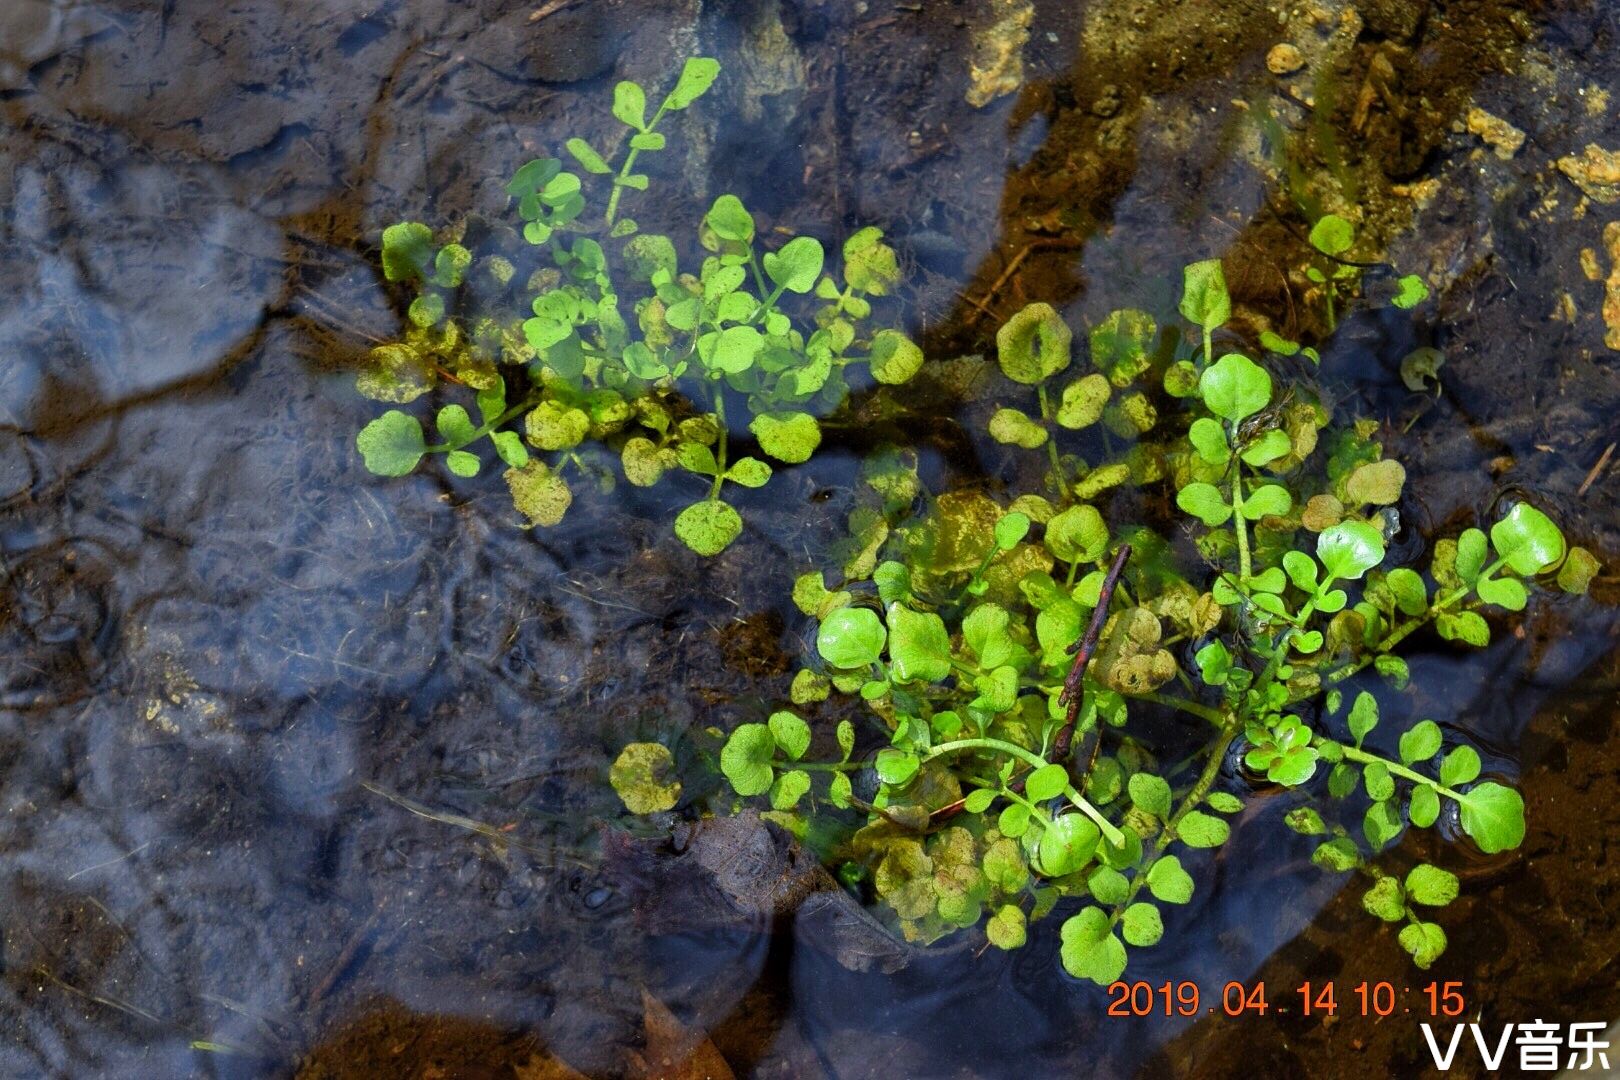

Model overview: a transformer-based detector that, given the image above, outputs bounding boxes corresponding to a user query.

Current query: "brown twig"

[1578,441,1615,497]
[1052,544,1132,761]
[963,240,1084,322]
[929,545,1132,822]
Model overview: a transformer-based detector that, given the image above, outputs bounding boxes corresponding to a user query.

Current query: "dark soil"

[1,0,1617,1078]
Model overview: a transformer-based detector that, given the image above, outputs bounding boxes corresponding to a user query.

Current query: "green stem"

[1000,785,1054,827]
[922,738,1123,845]
[1122,691,1227,727]
[1338,743,1463,802]
[604,106,669,226]
[424,396,539,453]
[1036,385,1065,501]
[797,761,866,773]
[1230,467,1252,582]
[1109,723,1241,929]
[708,388,729,499]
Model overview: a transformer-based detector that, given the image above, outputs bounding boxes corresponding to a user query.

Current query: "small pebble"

[1267,43,1304,75]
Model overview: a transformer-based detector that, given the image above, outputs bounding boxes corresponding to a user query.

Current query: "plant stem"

[1109,722,1241,929]
[1337,743,1463,802]
[709,386,728,499]
[1036,385,1065,500]
[1000,785,1053,827]
[1121,691,1227,726]
[923,738,1122,845]
[424,395,539,453]
[797,761,866,773]
[604,106,669,227]
[1230,467,1252,582]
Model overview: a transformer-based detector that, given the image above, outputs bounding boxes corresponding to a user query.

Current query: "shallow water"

[2,1,1618,1077]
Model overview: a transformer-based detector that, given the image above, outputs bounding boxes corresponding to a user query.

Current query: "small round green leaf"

[1404,864,1459,906]
[817,607,886,668]
[356,411,426,476]
[750,411,821,464]
[1198,353,1272,423]
[768,711,811,761]
[610,742,681,813]
[1317,521,1386,581]
[996,303,1072,384]
[869,329,924,384]
[720,723,776,796]
[674,499,743,556]
[1489,502,1566,576]
[1146,855,1194,904]
[1457,781,1525,853]
[1121,902,1163,947]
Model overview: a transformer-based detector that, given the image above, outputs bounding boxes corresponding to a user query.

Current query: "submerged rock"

[966,0,1034,108]
[1466,107,1526,160]
[604,811,929,973]
[1558,144,1620,203]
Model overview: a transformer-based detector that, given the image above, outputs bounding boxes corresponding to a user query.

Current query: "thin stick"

[1051,544,1132,761]
[1578,441,1615,497]
[929,545,1131,822]
[964,240,1084,322]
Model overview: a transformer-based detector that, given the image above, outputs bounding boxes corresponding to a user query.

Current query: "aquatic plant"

[353,58,920,554]
[614,258,1592,984]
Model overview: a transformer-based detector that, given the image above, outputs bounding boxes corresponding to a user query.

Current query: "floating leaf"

[768,711,811,761]
[611,743,681,813]
[1060,907,1127,984]
[1127,774,1171,819]
[1199,353,1272,423]
[1038,814,1101,877]
[987,904,1027,950]
[1457,781,1525,853]
[1345,459,1406,506]
[720,723,776,796]
[886,604,952,683]
[771,769,810,810]
[1057,373,1111,429]
[1317,521,1386,580]
[613,80,647,130]
[1409,784,1440,827]
[1179,259,1230,331]
[1176,810,1229,848]
[381,221,434,282]
[1557,546,1599,594]
[869,329,924,384]
[1348,691,1378,747]
[818,607,886,668]
[1392,274,1429,309]
[750,411,821,464]
[1399,921,1447,969]
[1121,903,1163,947]
[356,411,426,476]
[706,194,755,243]
[988,408,1048,448]
[1176,482,1232,527]
[1361,876,1405,922]
[1489,502,1566,576]
[1089,309,1156,387]
[1309,214,1354,256]
[1026,764,1071,802]
[1146,856,1194,904]
[1398,720,1443,765]
[1400,347,1445,393]
[996,303,1072,385]
[1045,504,1108,563]
[674,499,743,555]
[505,461,572,527]
[1405,864,1459,906]
[763,236,825,293]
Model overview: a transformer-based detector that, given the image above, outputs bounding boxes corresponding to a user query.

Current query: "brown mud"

[1,0,1618,1077]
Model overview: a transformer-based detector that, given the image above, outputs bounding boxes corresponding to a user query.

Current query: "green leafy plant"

[353,59,920,554]
[614,255,1589,984]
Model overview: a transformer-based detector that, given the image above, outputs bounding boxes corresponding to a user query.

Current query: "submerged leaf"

[611,743,681,813]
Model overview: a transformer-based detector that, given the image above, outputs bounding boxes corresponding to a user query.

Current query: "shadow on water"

[1,0,1618,1076]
